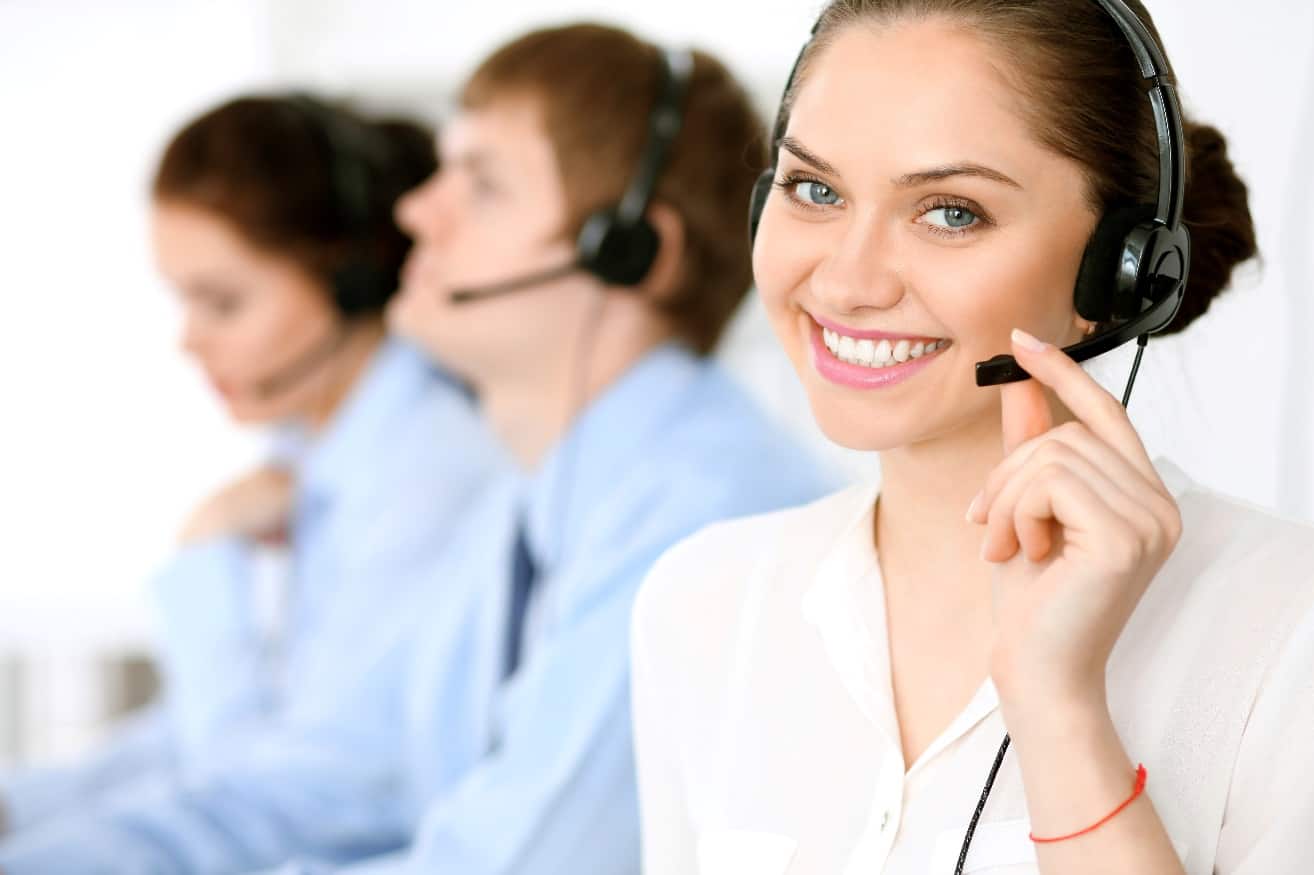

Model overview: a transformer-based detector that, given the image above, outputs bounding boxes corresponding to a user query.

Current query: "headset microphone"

[252,327,351,399]
[448,261,579,304]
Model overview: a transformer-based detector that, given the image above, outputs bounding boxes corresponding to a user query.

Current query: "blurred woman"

[0,94,501,839]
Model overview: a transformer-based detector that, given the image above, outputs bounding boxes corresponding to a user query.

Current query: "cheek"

[918,233,1081,357]
[230,286,337,379]
[752,213,814,361]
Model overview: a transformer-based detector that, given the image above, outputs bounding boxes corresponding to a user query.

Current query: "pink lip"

[809,319,948,390]
[810,312,942,343]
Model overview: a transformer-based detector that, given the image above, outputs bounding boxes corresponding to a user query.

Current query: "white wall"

[0,0,278,758]
[0,0,1311,755]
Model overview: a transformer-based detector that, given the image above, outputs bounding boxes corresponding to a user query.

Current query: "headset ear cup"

[1074,205,1156,323]
[331,260,393,317]
[577,209,660,287]
[748,169,775,244]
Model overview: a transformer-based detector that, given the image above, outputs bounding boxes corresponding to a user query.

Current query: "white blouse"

[631,461,1314,875]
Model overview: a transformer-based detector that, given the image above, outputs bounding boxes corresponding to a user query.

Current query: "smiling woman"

[631,2,1311,875]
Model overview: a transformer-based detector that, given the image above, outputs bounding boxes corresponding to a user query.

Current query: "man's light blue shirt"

[0,345,831,873]
[333,345,835,875]
[0,339,505,863]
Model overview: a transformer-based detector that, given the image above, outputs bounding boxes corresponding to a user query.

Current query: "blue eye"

[924,205,978,229]
[791,180,842,206]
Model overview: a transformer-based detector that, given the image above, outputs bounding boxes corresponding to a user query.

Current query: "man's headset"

[748,0,1191,398]
[449,48,695,304]
[254,95,400,398]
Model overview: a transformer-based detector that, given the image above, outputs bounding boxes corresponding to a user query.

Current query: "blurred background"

[0,0,1310,766]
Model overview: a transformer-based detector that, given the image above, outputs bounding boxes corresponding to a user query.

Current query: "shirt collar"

[297,338,460,505]
[520,343,703,570]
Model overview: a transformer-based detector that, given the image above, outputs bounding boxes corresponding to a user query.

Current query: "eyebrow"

[894,164,1022,190]
[779,137,839,177]
[778,136,1022,191]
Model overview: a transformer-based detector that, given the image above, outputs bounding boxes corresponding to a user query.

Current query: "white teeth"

[820,324,947,368]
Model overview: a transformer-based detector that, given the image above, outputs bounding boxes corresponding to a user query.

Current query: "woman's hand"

[967,329,1182,711]
[179,466,294,546]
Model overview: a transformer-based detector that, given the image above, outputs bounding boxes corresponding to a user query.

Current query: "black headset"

[287,94,400,318]
[749,0,1191,396]
[449,48,694,303]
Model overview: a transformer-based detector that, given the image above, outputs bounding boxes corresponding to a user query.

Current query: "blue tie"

[502,517,537,680]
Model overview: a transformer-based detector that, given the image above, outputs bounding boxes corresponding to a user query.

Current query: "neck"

[479,297,673,468]
[303,320,386,432]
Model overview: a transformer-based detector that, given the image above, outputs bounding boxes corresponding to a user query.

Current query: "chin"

[225,403,273,427]
[806,394,918,452]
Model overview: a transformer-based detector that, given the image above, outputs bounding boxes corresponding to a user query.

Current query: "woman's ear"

[637,201,687,303]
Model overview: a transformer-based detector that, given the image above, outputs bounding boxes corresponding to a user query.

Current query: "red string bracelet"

[1029,763,1148,844]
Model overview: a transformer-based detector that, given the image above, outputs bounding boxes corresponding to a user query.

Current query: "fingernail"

[966,491,983,523]
[1011,328,1049,353]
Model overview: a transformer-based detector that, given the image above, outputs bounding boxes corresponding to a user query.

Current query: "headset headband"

[618,49,694,226]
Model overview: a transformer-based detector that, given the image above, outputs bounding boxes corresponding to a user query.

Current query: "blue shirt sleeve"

[151,537,277,759]
[0,540,271,836]
[0,476,494,874]
[0,608,422,874]
[0,706,174,835]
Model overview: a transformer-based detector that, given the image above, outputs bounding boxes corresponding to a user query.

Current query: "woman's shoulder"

[1135,461,1314,686]
[1165,460,1314,581]
[633,482,875,632]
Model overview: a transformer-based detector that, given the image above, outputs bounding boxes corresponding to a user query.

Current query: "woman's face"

[389,97,602,391]
[152,201,341,425]
[754,18,1099,452]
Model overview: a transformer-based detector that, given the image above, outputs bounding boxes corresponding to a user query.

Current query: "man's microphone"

[448,261,579,304]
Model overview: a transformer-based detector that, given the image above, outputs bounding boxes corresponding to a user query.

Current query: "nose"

[395,171,451,242]
[809,210,907,314]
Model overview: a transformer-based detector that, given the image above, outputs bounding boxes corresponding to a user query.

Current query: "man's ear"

[637,201,686,303]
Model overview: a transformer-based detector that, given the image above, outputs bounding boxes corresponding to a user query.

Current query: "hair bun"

[1162,120,1258,334]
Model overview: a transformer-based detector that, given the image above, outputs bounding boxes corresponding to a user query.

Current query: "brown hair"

[787,0,1257,334]
[461,24,766,354]
[153,94,437,316]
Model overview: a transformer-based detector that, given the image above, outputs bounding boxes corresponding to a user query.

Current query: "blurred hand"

[179,466,295,546]
[967,329,1182,711]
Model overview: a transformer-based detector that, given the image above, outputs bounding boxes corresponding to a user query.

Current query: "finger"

[1000,373,1053,456]
[1012,467,1125,563]
[970,421,1171,526]
[1008,328,1161,484]
[980,442,1138,562]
